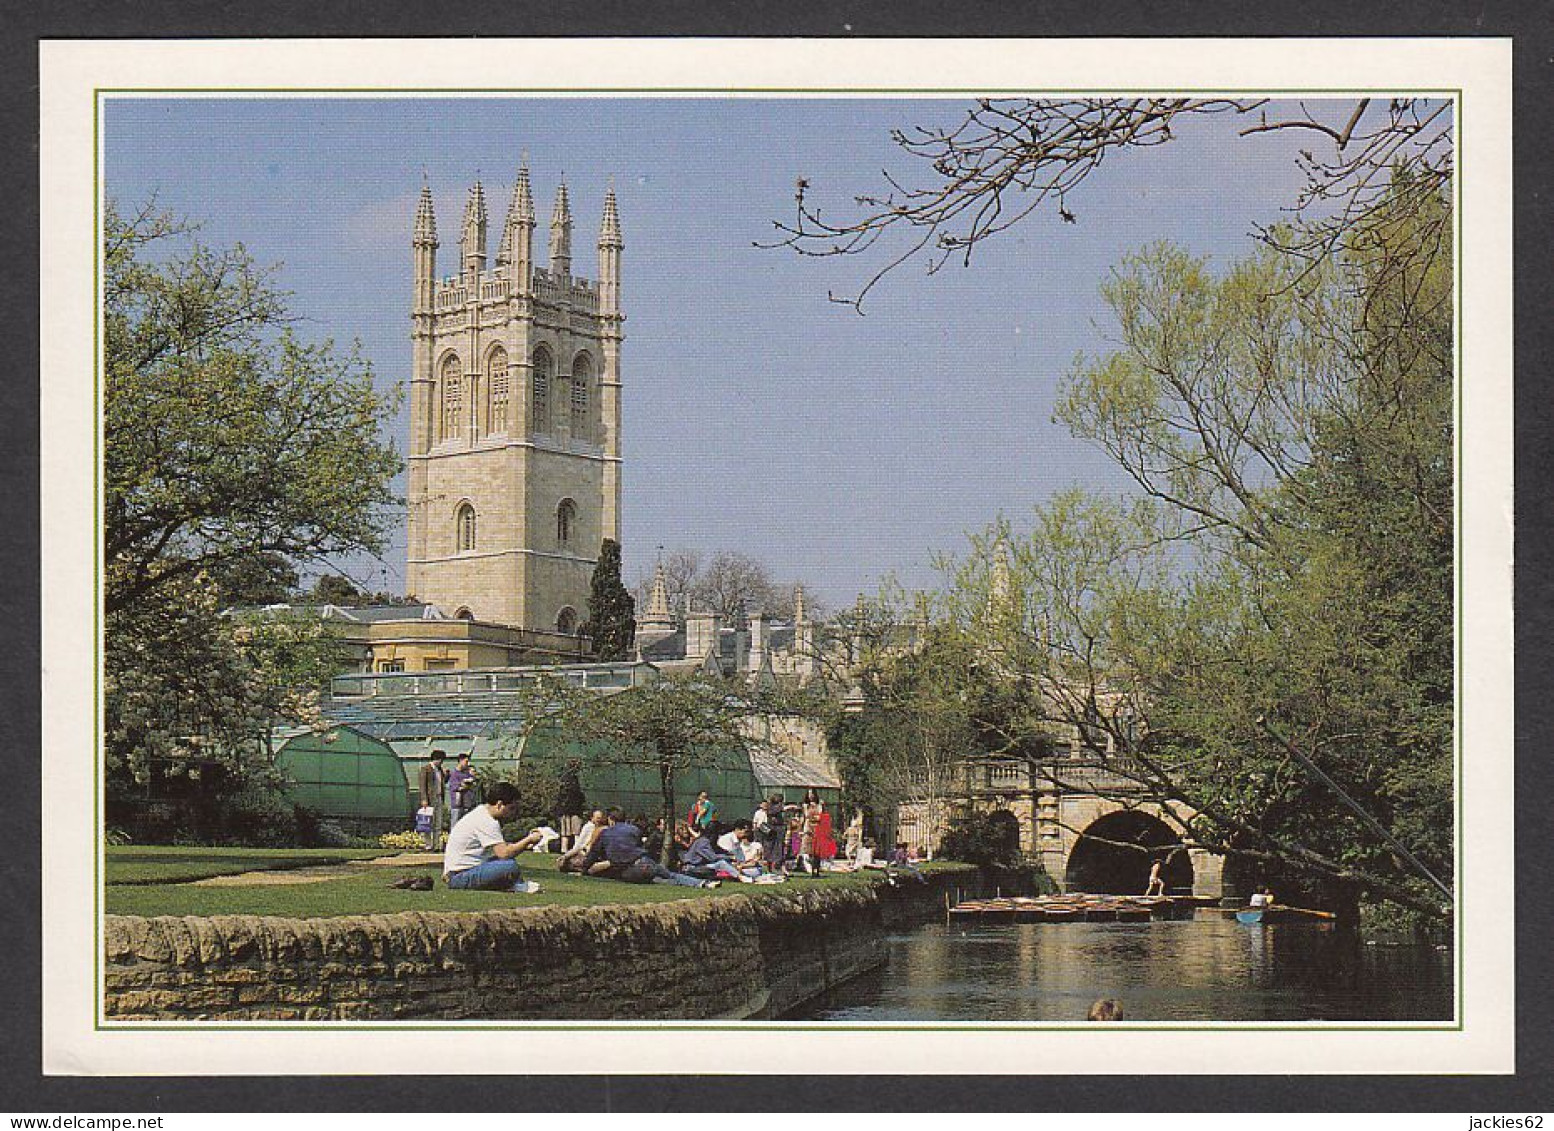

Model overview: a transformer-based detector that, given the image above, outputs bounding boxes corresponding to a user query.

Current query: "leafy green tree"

[104,199,401,619]
[208,552,299,608]
[309,573,362,607]
[582,538,636,660]
[574,671,772,864]
[936,182,1453,922]
[103,199,401,830]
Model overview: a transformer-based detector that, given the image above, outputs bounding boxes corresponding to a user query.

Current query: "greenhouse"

[272,724,414,834]
[297,661,842,828]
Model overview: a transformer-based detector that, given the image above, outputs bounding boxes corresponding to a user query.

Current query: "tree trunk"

[659,758,676,866]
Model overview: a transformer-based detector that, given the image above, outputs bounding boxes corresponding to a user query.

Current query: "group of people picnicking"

[424,750,929,896]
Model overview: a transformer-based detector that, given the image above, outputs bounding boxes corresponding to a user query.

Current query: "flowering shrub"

[379,830,446,850]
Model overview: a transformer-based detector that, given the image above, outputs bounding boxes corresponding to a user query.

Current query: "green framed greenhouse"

[272,725,414,833]
[300,661,842,830]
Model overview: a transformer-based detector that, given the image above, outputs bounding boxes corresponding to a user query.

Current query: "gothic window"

[487,346,509,435]
[440,354,463,442]
[456,502,477,552]
[532,346,553,434]
[556,606,578,634]
[556,497,576,546]
[571,353,592,441]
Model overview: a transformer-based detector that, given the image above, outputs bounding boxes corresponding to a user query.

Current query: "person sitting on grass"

[890,840,927,881]
[641,815,665,863]
[680,822,745,882]
[558,808,607,874]
[589,808,718,888]
[717,820,770,877]
[441,781,545,894]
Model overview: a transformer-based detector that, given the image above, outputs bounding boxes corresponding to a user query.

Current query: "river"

[788,918,1453,1022]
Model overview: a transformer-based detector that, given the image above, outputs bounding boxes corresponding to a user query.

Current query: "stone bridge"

[898,758,1225,899]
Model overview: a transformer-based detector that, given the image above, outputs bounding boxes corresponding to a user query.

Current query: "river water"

[789,918,1453,1022]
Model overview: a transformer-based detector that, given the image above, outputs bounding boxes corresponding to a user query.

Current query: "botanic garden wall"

[102,868,977,1021]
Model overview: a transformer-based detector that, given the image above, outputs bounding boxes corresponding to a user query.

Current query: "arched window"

[440,354,463,442]
[532,346,553,434]
[455,503,477,552]
[570,353,593,441]
[486,346,509,435]
[556,606,578,634]
[454,606,475,621]
[556,497,576,546]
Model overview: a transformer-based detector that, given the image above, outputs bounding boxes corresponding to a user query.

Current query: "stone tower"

[406,167,624,632]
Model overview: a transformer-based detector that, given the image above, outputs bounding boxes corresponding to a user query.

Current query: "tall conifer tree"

[585,538,637,660]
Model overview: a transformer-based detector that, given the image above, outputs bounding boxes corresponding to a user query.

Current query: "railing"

[329,661,657,701]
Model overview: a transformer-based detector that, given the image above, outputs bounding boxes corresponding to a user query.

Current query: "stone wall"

[103,869,976,1022]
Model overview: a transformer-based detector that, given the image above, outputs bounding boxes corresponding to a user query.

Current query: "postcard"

[39,36,1513,1074]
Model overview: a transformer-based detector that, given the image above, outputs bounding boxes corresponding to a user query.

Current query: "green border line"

[92,86,1466,1034]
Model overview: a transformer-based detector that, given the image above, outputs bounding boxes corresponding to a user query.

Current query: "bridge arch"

[1064,809,1194,895]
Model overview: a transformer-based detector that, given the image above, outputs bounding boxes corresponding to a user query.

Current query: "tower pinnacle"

[460,181,488,277]
[413,181,438,246]
[497,163,536,270]
[549,180,573,277]
[599,181,623,248]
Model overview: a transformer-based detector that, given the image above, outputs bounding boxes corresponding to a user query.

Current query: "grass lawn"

[103,848,966,919]
[105,845,397,886]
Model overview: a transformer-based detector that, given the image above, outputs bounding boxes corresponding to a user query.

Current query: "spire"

[460,180,488,277]
[794,584,807,625]
[549,179,573,276]
[988,536,1014,620]
[497,162,535,268]
[599,180,622,248]
[639,560,674,632]
[413,180,438,246]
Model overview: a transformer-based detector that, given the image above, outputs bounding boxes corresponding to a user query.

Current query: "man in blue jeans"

[442,781,545,894]
[587,809,717,888]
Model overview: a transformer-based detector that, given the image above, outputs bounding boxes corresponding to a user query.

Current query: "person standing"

[753,796,783,871]
[1145,859,1165,896]
[417,750,448,850]
[843,809,864,861]
[441,782,545,893]
[447,752,477,828]
[687,789,718,833]
[797,789,823,874]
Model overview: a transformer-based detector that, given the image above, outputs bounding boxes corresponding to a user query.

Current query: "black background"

[2,0,1549,1112]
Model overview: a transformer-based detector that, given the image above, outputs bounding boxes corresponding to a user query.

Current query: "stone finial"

[463,180,487,235]
[413,181,438,246]
[497,163,536,268]
[514,161,535,224]
[549,180,573,275]
[599,181,623,248]
[460,181,488,272]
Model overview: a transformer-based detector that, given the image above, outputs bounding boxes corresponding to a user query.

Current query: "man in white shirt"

[442,781,546,893]
[557,808,606,873]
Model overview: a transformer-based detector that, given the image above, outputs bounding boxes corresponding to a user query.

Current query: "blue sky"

[104,96,1328,607]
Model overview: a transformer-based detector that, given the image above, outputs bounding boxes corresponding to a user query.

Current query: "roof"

[746,744,842,791]
[638,630,686,661]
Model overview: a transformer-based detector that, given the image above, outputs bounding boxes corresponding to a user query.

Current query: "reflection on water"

[791,920,1453,1022]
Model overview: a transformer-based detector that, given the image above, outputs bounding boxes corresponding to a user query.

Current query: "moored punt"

[1115,905,1153,922]
[1084,905,1119,922]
